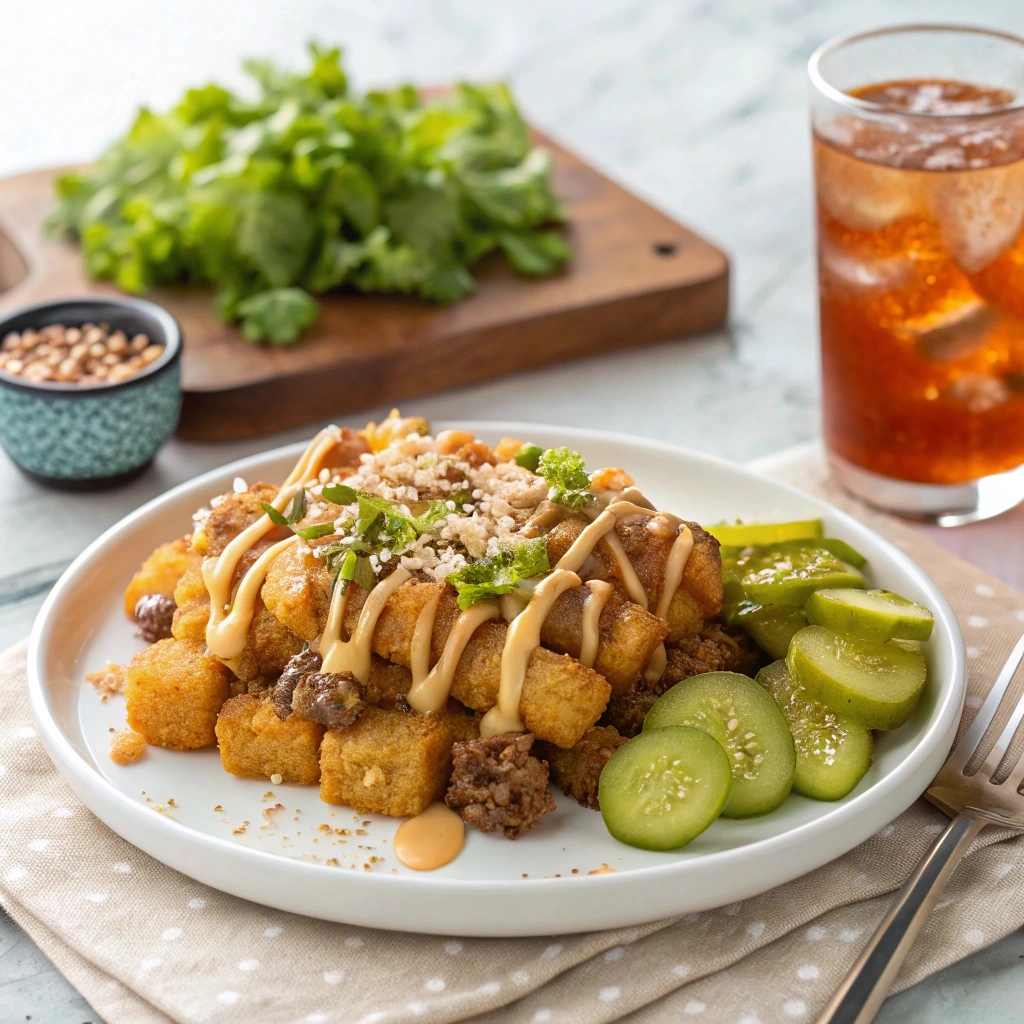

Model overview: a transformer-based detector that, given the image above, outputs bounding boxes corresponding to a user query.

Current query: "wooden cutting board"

[0,137,728,441]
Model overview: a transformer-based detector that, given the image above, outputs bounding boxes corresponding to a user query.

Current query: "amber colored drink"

[815,78,1024,486]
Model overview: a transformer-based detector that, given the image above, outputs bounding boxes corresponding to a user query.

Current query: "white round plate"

[28,423,965,937]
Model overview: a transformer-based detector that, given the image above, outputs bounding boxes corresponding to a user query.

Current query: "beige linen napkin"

[4,445,1024,1024]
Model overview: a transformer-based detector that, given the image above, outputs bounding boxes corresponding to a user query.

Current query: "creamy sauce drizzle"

[282,428,338,489]
[520,500,567,538]
[321,567,412,683]
[555,501,655,609]
[204,430,342,664]
[596,486,656,511]
[579,580,614,669]
[204,485,301,659]
[407,600,500,714]
[643,524,694,684]
[481,569,582,738]
[409,587,443,687]
[498,591,530,622]
[393,802,465,871]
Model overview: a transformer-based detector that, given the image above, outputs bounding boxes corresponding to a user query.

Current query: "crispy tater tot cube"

[125,638,231,750]
[319,705,476,817]
[261,542,331,641]
[519,653,612,749]
[171,564,210,641]
[191,483,279,556]
[216,693,324,784]
[542,587,667,696]
[666,524,723,639]
[123,537,199,617]
[365,658,414,708]
[231,606,304,683]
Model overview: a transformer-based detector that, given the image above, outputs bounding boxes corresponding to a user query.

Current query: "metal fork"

[817,631,1024,1024]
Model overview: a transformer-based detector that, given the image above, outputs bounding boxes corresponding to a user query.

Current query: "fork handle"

[816,813,985,1024]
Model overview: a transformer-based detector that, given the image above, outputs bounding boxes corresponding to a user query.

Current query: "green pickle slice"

[720,570,748,625]
[643,671,796,818]
[819,537,868,568]
[706,519,823,547]
[598,726,732,851]
[736,604,808,660]
[804,588,934,643]
[731,540,865,607]
[787,625,927,731]
[757,659,873,801]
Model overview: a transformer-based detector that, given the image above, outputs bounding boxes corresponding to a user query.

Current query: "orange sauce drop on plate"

[394,803,465,871]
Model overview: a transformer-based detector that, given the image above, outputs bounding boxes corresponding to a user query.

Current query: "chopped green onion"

[339,549,358,580]
[296,522,337,541]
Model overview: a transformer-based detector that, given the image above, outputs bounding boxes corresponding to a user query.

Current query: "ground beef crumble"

[133,594,176,642]
[273,649,323,719]
[600,689,658,738]
[537,726,627,811]
[293,672,366,729]
[653,622,759,695]
[445,734,556,839]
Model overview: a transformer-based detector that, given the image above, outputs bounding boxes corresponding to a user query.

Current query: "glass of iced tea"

[809,25,1024,524]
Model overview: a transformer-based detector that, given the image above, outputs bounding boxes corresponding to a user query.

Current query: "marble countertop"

[3,0,1024,1019]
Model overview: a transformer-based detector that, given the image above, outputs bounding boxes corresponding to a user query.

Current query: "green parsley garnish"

[514,443,544,472]
[448,538,550,610]
[47,44,569,344]
[536,447,595,510]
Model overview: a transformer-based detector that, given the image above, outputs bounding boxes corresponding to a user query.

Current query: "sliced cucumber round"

[706,519,823,547]
[736,603,808,660]
[757,659,873,801]
[804,588,934,643]
[787,625,927,731]
[644,671,796,818]
[598,726,731,851]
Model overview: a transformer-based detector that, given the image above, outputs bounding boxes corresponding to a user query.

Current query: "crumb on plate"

[109,728,146,765]
[88,662,127,702]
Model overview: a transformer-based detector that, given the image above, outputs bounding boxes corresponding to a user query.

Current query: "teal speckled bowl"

[0,297,182,489]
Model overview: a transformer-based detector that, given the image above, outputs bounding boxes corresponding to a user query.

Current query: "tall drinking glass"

[809,26,1024,524]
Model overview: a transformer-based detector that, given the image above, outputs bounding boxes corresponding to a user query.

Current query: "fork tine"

[1000,756,1024,796]
[946,631,1024,774]
[979,688,1024,781]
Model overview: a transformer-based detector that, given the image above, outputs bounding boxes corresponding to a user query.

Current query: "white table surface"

[4,0,1024,1020]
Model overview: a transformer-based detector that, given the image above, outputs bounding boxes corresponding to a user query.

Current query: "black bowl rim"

[0,296,181,396]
